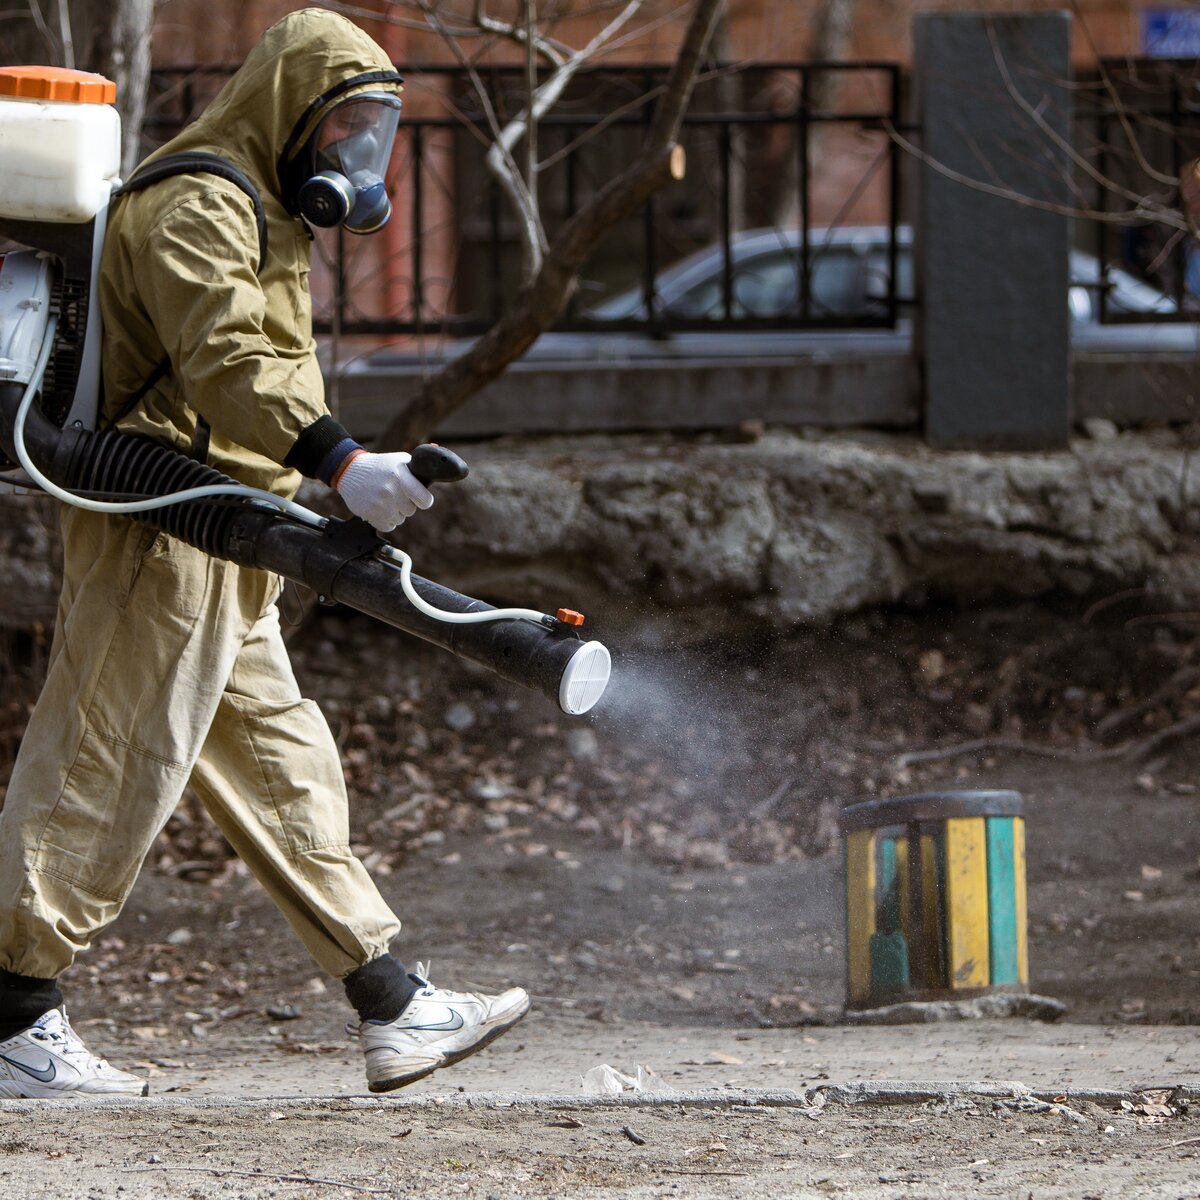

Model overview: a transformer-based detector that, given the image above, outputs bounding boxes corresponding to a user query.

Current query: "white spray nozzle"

[559,640,611,716]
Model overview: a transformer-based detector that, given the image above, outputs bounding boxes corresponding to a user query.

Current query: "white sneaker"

[348,966,530,1093]
[0,1008,148,1098]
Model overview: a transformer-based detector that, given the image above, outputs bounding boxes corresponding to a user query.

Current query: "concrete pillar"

[915,13,1073,449]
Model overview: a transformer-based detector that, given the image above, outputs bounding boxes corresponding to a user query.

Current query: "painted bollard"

[839,791,1027,1009]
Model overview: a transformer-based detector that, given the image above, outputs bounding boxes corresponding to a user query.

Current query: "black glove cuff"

[285,414,362,483]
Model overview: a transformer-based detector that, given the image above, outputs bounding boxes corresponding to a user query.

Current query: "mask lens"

[314,98,400,181]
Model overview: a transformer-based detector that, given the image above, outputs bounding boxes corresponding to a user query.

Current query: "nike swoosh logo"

[402,1010,465,1032]
[0,1053,57,1083]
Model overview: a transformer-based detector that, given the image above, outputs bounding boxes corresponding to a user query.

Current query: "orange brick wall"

[151,1,1160,71]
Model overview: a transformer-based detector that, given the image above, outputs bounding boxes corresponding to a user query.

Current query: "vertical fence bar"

[489,173,502,325]
[642,68,660,329]
[565,122,578,320]
[1171,70,1185,312]
[798,65,811,321]
[411,123,424,328]
[719,117,734,319]
[1096,100,1109,325]
[887,65,901,326]
[335,226,347,346]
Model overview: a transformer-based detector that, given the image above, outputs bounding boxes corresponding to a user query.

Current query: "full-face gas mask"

[295,94,401,235]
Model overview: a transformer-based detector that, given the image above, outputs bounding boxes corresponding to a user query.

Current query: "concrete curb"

[842,994,1068,1025]
[3,1080,1195,1114]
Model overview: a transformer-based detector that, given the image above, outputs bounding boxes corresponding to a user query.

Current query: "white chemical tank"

[0,67,120,223]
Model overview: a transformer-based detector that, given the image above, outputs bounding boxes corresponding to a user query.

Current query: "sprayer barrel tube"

[0,382,610,715]
[239,515,589,706]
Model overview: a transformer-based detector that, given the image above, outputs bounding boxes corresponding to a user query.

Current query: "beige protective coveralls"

[0,9,404,981]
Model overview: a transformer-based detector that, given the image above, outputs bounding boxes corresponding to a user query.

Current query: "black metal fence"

[145,61,905,339]
[1077,57,1200,323]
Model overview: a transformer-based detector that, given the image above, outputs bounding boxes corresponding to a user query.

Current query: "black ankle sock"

[343,954,419,1024]
[0,969,63,1041]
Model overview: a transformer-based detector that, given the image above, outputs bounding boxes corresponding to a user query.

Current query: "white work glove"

[334,450,434,532]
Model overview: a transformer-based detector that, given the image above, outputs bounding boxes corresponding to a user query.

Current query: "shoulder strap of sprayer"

[104,152,268,463]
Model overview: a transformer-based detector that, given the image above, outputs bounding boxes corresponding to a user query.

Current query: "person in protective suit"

[0,8,528,1099]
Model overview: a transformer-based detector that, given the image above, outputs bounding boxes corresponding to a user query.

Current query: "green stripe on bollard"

[871,836,909,995]
[877,837,900,932]
[986,816,1020,984]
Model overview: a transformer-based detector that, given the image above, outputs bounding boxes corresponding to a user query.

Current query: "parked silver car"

[588,225,1199,352]
[350,224,1200,371]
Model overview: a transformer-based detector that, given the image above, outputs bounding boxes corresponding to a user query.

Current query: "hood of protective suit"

[99,8,402,496]
[144,7,403,208]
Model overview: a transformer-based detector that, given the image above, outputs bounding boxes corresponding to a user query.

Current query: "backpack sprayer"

[0,67,610,716]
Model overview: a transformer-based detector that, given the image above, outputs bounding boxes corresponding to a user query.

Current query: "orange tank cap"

[0,67,116,105]
[556,608,586,627]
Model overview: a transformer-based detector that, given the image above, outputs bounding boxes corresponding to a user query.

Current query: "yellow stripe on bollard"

[944,818,990,988]
[845,829,876,1004]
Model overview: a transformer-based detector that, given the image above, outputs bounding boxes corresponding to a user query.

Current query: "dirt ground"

[4,1090,1200,1199]
[3,602,1200,1196]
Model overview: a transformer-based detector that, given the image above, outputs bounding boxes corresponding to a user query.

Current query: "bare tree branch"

[984,19,1177,220]
[415,0,544,276]
[470,0,647,280]
[23,0,56,60]
[490,0,647,278]
[1068,0,1177,190]
[537,60,740,171]
[886,118,1189,233]
[473,0,569,66]
[54,0,72,67]
[318,0,490,40]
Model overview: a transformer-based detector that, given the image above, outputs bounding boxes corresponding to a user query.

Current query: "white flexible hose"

[14,315,326,529]
[14,316,550,627]
[378,544,548,625]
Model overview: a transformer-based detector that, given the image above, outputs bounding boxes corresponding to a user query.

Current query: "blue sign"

[1144,8,1200,57]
